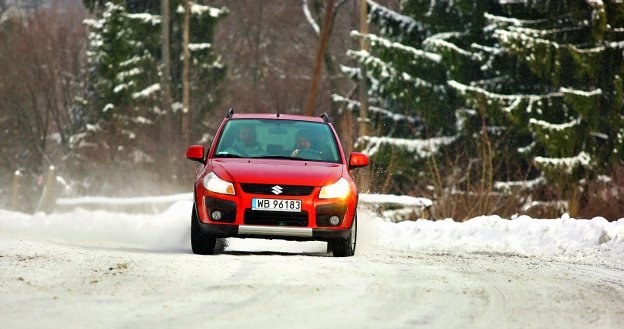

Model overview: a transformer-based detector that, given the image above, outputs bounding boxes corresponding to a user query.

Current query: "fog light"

[211,210,222,220]
[329,215,340,226]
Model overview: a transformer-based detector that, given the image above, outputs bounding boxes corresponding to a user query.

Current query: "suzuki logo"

[271,185,283,195]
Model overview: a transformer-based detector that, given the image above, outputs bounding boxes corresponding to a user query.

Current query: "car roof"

[229,113,326,123]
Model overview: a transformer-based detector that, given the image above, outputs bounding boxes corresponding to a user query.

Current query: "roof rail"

[320,112,330,123]
[226,107,234,118]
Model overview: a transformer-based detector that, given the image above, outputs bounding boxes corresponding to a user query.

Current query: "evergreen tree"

[77,0,227,179]
[450,0,624,208]
[336,0,500,196]
[340,0,624,214]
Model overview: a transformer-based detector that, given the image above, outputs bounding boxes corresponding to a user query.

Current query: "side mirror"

[349,152,369,169]
[186,145,205,163]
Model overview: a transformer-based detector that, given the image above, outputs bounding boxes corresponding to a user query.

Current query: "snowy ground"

[1,200,624,328]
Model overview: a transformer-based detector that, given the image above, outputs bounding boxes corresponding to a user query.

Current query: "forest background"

[1,0,623,221]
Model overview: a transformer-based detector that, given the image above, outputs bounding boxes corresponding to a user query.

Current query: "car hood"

[210,159,344,187]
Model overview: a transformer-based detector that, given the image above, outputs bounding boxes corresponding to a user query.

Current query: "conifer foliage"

[340,0,624,215]
[79,0,227,169]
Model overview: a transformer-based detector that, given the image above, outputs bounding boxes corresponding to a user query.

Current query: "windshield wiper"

[252,155,294,160]
[250,155,327,162]
[214,153,243,158]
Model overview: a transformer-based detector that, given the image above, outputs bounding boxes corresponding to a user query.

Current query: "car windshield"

[213,119,341,163]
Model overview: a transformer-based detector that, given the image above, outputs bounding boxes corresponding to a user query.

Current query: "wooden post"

[356,0,371,193]
[181,0,191,145]
[10,170,21,211]
[36,166,57,213]
[160,0,173,149]
[358,0,369,137]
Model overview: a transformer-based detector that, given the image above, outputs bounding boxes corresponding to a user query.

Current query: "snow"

[0,196,623,263]
[302,0,320,36]
[176,3,228,18]
[423,32,482,61]
[131,83,161,99]
[331,94,419,123]
[367,0,425,35]
[494,176,545,192]
[2,195,624,328]
[561,87,603,97]
[377,214,624,260]
[348,49,439,90]
[484,12,546,27]
[360,193,432,208]
[188,43,212,51]
[449,79,563,101]
[125,13,161,25]
[534,151,592,173]
[529,117,581,131]
[357,135,457,158]
[352,31,442,63]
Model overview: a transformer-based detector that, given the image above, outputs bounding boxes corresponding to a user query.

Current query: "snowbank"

[1,200,622,264]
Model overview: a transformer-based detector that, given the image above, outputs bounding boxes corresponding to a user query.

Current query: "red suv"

[185,110,369,257]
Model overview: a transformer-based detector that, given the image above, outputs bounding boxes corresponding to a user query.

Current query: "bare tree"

[304,0,335,116]
[0,1,87,210]
[209,0,353,120]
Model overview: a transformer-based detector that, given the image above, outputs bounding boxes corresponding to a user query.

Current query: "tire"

[330,212,357,257]
[191,204,217,255]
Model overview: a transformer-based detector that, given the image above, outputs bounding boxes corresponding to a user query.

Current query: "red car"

[185,110,369,257]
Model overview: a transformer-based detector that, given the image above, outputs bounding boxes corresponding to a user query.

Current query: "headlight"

[203,172,235,195]
[319,178,350,199]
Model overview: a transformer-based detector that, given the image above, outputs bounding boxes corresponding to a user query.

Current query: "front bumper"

[195,221,351,241]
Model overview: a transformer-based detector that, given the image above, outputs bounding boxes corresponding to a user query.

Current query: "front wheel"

[330,212,357,257]
[191,204,217,255]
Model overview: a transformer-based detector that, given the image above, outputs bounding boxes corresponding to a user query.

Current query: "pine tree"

[336,0,498,195]
[339,0,624,215]
[77,0,227,172]
[451,0,624,209]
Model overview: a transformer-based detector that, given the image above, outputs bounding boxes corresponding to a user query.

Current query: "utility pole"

[182,0,191,145]
[358,0,369,137]
[304,0,335,116]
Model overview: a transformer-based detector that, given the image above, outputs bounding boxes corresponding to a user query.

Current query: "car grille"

[240,184,314,196]
[243,209,308,227]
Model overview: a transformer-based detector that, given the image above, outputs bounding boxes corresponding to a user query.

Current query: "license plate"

[252,198,302,212]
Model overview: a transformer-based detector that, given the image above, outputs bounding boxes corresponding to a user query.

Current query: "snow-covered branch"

[484,12,548,27]
[529,118,581,131]
[424,32,483,61]
[449,80,563,101]
[494,176,546,192]
[132,83,161,99]
[348,49,436,89]
[351,31,442,63]
[367,0,425,35]
[495,29,606,54]
[176,2,228,17]
[357,135,457,158]
[125,13,161,25]
[331,94,419,123]
[302,0,319,36]
[534,152,592,173]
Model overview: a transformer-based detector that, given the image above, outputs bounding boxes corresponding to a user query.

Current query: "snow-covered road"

[1,201,624,328]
